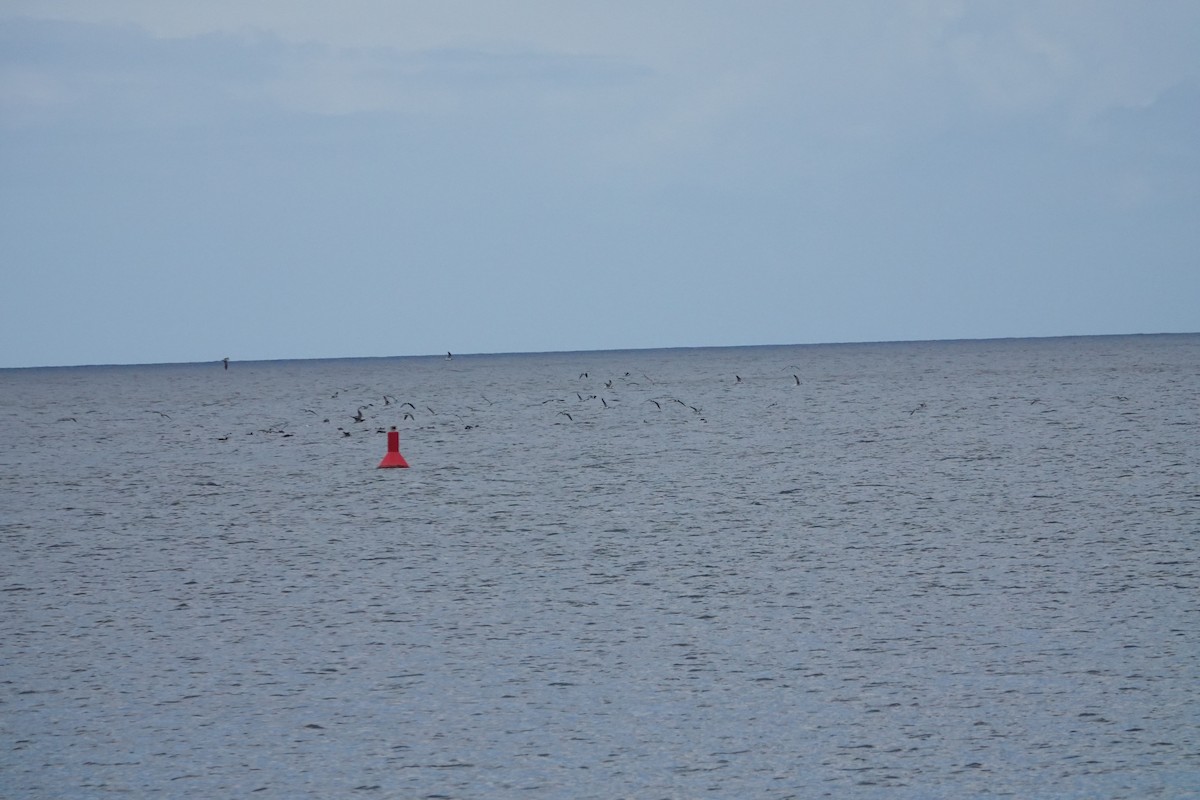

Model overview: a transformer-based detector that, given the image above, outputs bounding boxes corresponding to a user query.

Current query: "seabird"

[352,408,366,423]
[558,411,573,421]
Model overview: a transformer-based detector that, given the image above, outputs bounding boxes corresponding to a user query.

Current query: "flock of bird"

[195,362,830,444]
[71,359,962,444]
[47,355,1128,449]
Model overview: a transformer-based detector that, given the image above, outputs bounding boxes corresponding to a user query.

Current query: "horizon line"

[3,330,1196,371]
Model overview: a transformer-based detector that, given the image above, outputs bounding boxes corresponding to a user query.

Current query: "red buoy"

[378,427,409,468]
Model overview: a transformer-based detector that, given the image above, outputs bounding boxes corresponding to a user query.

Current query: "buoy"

[377,426,409,468]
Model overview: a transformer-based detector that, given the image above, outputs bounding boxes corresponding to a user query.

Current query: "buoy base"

[378,452,409,469]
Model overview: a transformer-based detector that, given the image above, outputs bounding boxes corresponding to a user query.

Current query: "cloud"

[0,16,651,128]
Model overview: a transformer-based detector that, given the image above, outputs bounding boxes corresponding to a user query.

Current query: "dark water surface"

[2,335,1198,798]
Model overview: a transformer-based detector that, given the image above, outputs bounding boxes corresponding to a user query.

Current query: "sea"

[2,334,1197,799]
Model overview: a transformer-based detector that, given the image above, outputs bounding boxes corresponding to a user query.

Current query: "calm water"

[2,335,1198,799]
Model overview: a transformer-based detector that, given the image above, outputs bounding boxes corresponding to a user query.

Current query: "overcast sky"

[2,1,1197,367]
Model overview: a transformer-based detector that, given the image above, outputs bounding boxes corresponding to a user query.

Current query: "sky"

[2,1,1198,368]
